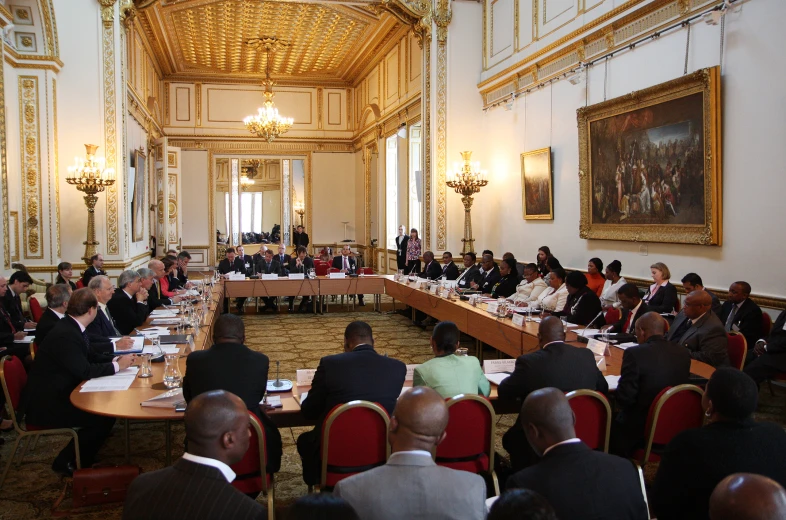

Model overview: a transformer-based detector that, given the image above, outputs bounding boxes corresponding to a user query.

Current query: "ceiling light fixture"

[243,36,294,143]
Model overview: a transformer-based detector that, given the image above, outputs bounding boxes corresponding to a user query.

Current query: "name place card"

[483,359,516,374]
[512,313,525,326]
[328,272,346,279]
[405,364,420,381]
[261,274,278,280]
[429,284,438,294]
[288,273,305,280]
[486,301,500,315]
[587,338,610,357]
[296,369,316,386]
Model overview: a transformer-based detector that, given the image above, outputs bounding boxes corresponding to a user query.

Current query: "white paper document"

[405,364,420,381]
[142,344,180,355]
[149,310,178,317]
[605,375,621,391]
[150,318,181,325]
[79,367,139,392]
[13,336,35,344]
[614,342,639,350]
[112,336,144,353]
[486,373,510,386]
[136,327,170,336]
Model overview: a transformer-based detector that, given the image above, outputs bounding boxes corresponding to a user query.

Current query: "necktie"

[725,305,738,332]
[1,307,16,333]
[266,262,271,273]
[672,318,692,341]
[82,329,91,352]
[344,257,348,271]
[104,307,121,336]
[623,311,634,334]
[156,281,161,298]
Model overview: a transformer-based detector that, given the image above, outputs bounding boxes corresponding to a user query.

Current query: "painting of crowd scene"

[589,92,705,226]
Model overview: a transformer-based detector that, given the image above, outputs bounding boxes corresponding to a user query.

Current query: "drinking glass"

[455,347,469,356]
[163,353,182,389]
[561,316,568,332]
[149,334,163,360]
[137,354,153,378]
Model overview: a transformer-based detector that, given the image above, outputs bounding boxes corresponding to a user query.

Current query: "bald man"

[333,387,487,520]
[667,290,730,367]
[507,388,648,520]
[709,473,786,520]
[123,390,266,520]
[611,312,691,456]
[498,317,608,471]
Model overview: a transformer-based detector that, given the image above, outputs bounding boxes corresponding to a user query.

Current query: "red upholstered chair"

[319,401,390,491]
[230,412,275,520]
[633,384,704,468]
[28,298,43,322]
[436,394,499,496]
[727,332,747,370]
[315,263,329,277]
[359,267,373,275]
[0,355,81,489]
[566,389,612,453]
[604,308,621,326]
[76,279,85,289]
[762,313,773,338]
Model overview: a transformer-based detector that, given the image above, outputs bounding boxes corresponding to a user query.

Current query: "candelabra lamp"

[294,199,305,226]
[445,151,488,255]
[65,144,116,264]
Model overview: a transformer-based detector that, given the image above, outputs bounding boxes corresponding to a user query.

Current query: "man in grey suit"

[667,290,730,367]
[333,387,487,520]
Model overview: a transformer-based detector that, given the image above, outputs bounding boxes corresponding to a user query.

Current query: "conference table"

[70,275,716,460]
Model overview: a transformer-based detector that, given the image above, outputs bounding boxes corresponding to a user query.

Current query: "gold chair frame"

[727,331,747,370]
[639,384,704,467]
[247,411,276,520]
[566,389,612,453]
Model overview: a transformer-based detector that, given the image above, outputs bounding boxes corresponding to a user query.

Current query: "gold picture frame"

[577,66,722,245]
[521,147,553,220]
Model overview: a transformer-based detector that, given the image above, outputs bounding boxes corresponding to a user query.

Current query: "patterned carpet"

[1,302,783,518]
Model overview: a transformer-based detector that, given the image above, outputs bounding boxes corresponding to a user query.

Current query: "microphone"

[579,311,606,338]
[408,263,418,275]
[273,361,283,388]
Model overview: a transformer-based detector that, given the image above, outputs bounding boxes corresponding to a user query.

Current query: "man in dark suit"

[123,390,266,520]
[23,288,134,475]
[498,316,608,471]
[667,290,729,367]
[681,273,722,317]
[253,249,283,312]
[293,225,309,249]
[139,266,167,311]
[440,252,460,281]
[418,251,442,281]
[182,315,282,474]
[395,225,408,271]
[507,388,649,520]
[3,270,36,331]
[720,281,763,364]
[81,253,106,287]
[745,309,786,385]
[218,248,248,314]
[604,283,650,337]
[86,275,135,356]
[297,321,406,486]
[34,284,70,346]
[332,244,365,306]
[106,270,150,335]
[176,250,192,287]
[611,312,690,456]
[274,243,291,269]
[475,253,500,294]
[0,275,33,362]
[288,246,315,313]
[456,252,482,290]
[235,246,254,276]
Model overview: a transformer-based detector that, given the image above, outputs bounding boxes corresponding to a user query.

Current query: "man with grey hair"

[148,259,181,306]
[87,275,134,354]
[107,270,149,335]
[34,284,71,345]
[138,267,166,310]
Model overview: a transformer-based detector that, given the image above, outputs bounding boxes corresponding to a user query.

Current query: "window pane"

[253,193,263,233]
[241,192,253,233]
[386,136,398,250]
[409,123,423,235]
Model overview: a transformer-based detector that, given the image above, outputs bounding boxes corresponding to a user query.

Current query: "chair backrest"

[0,355,27,427]
[359,267,373,275]
[762,313,773,338]
[315,264,329,277]
[641,384,704,463]
[28,297,43,322]
[328,267,340,274]
[604,308,621,326]
[76,279,85,289]
[727,332,747,370]
[675,297,682,313]
[29,342,38,360]
[321,401,390,488]
[566,390,612,453]
[436,395,495,473]
[230,411,269,496]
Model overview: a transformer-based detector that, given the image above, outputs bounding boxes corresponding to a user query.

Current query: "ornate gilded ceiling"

[137,0,404,85]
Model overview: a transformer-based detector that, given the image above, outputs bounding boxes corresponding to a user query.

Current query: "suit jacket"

[490,273,521,299]
[292,231,310,248]
[182,342,282,473]
[33,308,63,346]
[176,266,188,286]
[750,309,786,371]
[643,281,678,314]
[331,255,358,274]
[412,354,490,398]
[333,453,487,520]
[81,265,106,287]
[85,306,120,355]
[507,442,649,520]
[615,335,691,434]
[2,289,27,331]
[610,302,651,334]
[123,458,266,520]
[441,262,460,281]
[479,266,501,294]
[274,253,291,268]
[23,316,115,426]
[456,264,482,290]
[237,255,254,276]
[146,280,171,311]
[667,311,729,367]
[301,344,406,422]
[395,235,409,269]
[653,419,786,520]
[420,260,443,281]
[720,298,763,350]
[706,289,722,317]
[254,257,283,276]
[0,306,18,348]
[288,256,314,274]
[217,257,247,275]
[107,289,148,335]
[553,286,604,326]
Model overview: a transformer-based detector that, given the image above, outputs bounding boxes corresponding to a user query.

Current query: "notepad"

[112,336,144,354]
[79,367,139,392]
[261,395,283,408]
[486,373,510,386]
[13,336,34,344]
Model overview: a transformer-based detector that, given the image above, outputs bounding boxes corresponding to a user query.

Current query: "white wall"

[311,152,356,243]
[447,0,786,299]
[180,150,209,246]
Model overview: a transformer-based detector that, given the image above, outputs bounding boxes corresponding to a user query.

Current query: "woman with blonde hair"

[643,262,678,314]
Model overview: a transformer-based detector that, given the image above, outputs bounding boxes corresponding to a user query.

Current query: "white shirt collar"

[8,287,16,297]
[51,308,65,319]
[181,453,236,483]
[69,315,87,333]
[691,311,708,325]
[630,299,643,316]
[122,289,135,299]
[389,450,432,461]
[543,438,582,456]
[542,340,563,349]
[98,301,107,311]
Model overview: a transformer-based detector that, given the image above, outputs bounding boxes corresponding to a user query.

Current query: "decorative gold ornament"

[243,37,294,143]
[294,199,305,226]
[446,152,488,255]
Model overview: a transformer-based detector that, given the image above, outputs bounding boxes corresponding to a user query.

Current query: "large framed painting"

[577,67,722,245]
[132,149,146,242]
[521,147,553,220]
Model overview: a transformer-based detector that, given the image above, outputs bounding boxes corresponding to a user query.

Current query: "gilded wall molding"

[127,89,162,138]
[39,0,59,57]
[422,32,432,250]
[53,78,60,258]
[101,0,120,255]
[434,0,450,251]
[364,142,378,248]
[0,39,8,269]
[19,76,42,259]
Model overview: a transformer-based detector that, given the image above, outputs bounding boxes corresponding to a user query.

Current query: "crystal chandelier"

[240,173,255,191]
[244,37,293,143]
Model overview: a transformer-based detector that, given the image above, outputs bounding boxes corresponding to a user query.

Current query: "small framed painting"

[521,147,553,220]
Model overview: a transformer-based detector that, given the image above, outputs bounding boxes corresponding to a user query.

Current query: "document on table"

[486,373,511,386]
[79,367,139,392]
[149,310,178,318]
[112,336,144,354]
[13,336,35,344]
[614,342,638,350]
[261,395,283,408]
[142,344,180,355]
[136,327,171,336]
[605,375,621,391]
[294,391,308,405]
[150,318,182,325]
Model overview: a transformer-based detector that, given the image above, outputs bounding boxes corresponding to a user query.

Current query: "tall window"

[228,192,264,238]
[386,135,398,250]
[408,122,423,235]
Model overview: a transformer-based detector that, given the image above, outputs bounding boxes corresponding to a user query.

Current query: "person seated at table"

[34,284,70,346]
[487,489,558,520]
[472,253,500,294]
[182,314,282,475]
[744,308,786,385]
[0,275,34,365]
[506,388,649,520]
[520,268,567,314]
[123,390,267,520]
[3,270,37,331]
[273,243,291,268]
[253,249,283,312]
[490,258,521,299]
[440,251,460,280]
[81,253,106,287]
[317,247,332,264]
[652,368,786,520]
[332,244,365,306]
[550,271,603,326]
[667,290,730,367]
[159,256,185,299]
[23,288,135,476]
[333,386,487,520]
[175,250,192,287]
[288,494,359,520]
[479,249,495,275]
[218,248,247,314]
[542,256,563,286]
[297,321,406,486]
[536,246,551,279]
[642,262,678,314]
[107,270,149,335]
[86,275,134,356]
[709,473,786,520]
[456,252,482,290]
[288,246,315,313]
[720,281,763,364]
[600,260,626,310]
[611,312,690,457]
[419,250,442,281]
[413,321,490,398]
[585,258,606,297]
[55,261,77,291]
[140,265,167,311]
[603,283,649,336]
[498,317,608,472]
[509,263,548,305]
[681,273,721,317]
